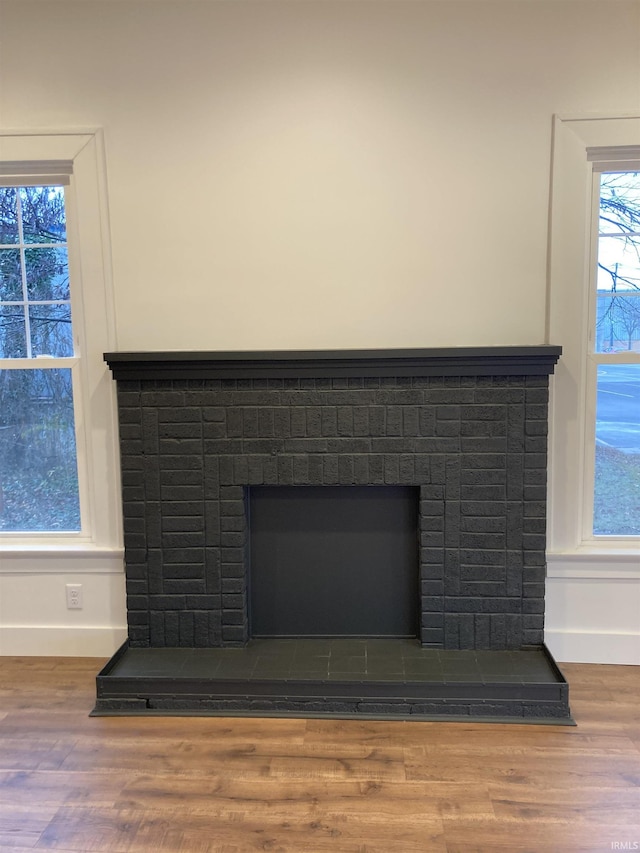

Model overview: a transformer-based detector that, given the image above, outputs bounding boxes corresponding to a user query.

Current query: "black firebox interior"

[249,485,419,639]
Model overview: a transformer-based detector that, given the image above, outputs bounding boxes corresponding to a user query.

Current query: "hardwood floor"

[0,657,638,852]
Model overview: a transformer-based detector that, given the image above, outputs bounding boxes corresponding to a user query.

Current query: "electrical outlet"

[66,583,83,610]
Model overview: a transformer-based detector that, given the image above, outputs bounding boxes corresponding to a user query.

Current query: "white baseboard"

[545,629,640,665]
[0,626,128,657]
[2,626,637,665]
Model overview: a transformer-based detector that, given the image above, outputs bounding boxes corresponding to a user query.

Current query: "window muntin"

[0,184,81,533]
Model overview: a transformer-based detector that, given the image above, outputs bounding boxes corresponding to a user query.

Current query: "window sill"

[547,549,640,579]
[0,545,124,573]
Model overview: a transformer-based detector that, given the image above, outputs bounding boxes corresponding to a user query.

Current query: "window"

[0,131,122,573]
[548,116,640,559]
[590,171,640,537]
[0,183,82,532]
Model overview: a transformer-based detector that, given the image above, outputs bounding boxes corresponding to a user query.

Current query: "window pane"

[599,173,640,233]
[0,306,26,357]
[596,172,640,354]
[593,364,640,535]
[0,189,19,244]
[0,248,23,301]
[20,186,66,244]
[0,368,80,532]
[29,303,73,357]
[25,247,69,301]
[595,290,640,353]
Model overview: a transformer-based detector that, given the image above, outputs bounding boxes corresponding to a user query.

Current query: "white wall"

[0,0,639,660]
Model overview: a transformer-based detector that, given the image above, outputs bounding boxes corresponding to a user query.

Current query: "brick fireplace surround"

[96,346,571,721]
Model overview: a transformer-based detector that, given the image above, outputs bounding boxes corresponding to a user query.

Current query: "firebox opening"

[248,485,419,639]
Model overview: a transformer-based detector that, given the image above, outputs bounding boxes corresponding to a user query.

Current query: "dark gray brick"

[523,550,545,567]
[353,455,369,484]
[159,454,204,470]
[308,454,324,484]
[353,406,370,436]
[158,422,202,440]
[242,408,259,437]
[460,436,506,453]
[290,408,306,437]
[293,455,309,484]
[385,407,402,436]
[419,406,436,435]
[421,562,444,579]
[444,615,460,649]
[384,455,399,483]
[421,613,444,629]
[337,407,353,436]
[273,408,291,438]
[490,615,506,648]
[222,609,245,626]
[474,614,491,649]
[460,532,506,550]
[221,562,245,579]
[459,581,505,597]
[220,499,244,517]
[147,594,186,610]
[284,439,329,453]
[523,580,545,598]
[460,548,506,566]
[369,406,386,436]
[459,564,504,582]
[201,406,225,422]
[141,391,184,407]
[160,469,203,486]
[461,515,505,533]
[161,532,206,548]
[461,419,507,437]
[306,407,322,437]
[461,501,505,517]
[164,579,206,595]
[162,611,180,645]
[418,631,444,648]
[420,530,444,548]
[339,455,355,483]
[160,485,203,502]
[461,484,506,502]
[447,597,521,614]
[323,455,339,484]
[159,438,202,456]
[436,420,461,438]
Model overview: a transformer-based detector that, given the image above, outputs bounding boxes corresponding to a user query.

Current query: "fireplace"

[104,346,562,653]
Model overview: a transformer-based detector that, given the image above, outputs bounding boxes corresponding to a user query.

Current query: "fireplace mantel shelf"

[104,345,562,381]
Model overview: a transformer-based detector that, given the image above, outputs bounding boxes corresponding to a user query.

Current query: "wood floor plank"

[0,656,637,852]
[35,806,446,852]
[443,818,640,853]
[117,776,493,819]
[489,786,640,824]
[0,805,60,850]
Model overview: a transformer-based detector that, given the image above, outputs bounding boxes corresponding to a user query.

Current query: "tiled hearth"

[94,346,571,722]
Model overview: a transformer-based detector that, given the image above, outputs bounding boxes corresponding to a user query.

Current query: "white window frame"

[0,130,123,573]
[548,114,640,579]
